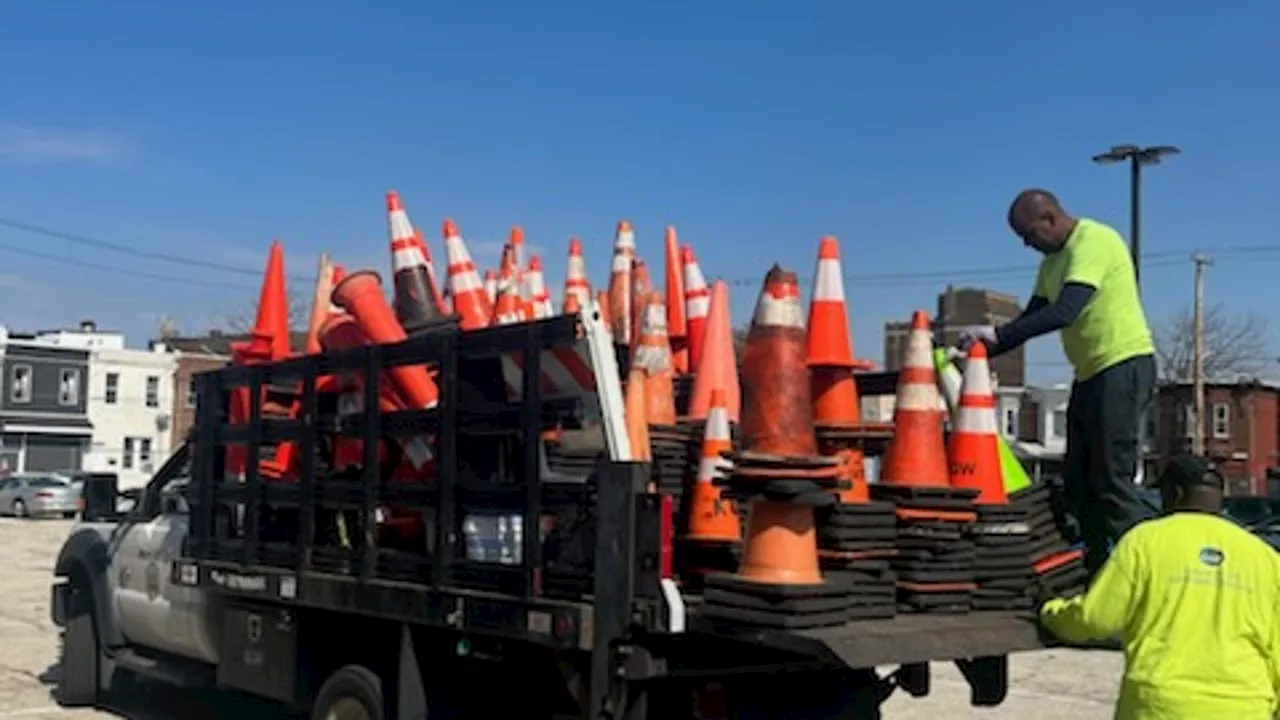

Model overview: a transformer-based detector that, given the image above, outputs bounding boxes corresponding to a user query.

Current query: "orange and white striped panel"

[499,338,598,402]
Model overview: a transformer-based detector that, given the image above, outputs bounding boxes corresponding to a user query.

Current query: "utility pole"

[1091,144,1182,288]
[1191,253,1212,456]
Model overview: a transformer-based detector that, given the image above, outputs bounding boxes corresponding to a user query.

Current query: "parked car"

[0,474,80,518]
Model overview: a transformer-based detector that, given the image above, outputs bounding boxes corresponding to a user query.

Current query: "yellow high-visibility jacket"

[1040,512,1279,720]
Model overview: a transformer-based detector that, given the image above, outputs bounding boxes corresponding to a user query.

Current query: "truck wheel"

[12,499,27,518]
[312,665,383,720]
[56,580,99,706]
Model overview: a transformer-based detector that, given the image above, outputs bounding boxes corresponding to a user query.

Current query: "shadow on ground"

[39,661,298,720]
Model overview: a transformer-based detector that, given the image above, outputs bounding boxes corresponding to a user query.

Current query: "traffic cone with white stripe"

[483,270,498,307]
[442,219,493,331]
[681,245,711,374]
[684,387,741,543]
[607,221,636,347]
[664,226,689,374]
[526,255,555,318]
[934,348,1032,495]
[413,227,449,316]
[806,236,867,503]
[492,245,525,326]
[947,342,1007,504]
[879,311,949,489]
[634,292,676,425]
[563,237,591,312]
[387,191,450,334]
[509,226,527,277]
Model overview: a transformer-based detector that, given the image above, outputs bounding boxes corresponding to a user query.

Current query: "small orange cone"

[633,292,676,425]
[607,221,636,346]
[879,311,949,489]
[948,343,1007,504]
[682,245,711,373]
[685,281,740,423]
[442,219,493,331]
[563,237,591,312]
[685,388,741,543]
[331,270,440,412]
[664,227,689,374]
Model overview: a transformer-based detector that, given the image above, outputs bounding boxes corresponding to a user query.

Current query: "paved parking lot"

[0,518,1122,718]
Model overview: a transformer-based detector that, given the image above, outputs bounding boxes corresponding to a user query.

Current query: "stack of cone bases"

[1010,484,1089,600]
[700,265,852,631]
[869,310,980,615]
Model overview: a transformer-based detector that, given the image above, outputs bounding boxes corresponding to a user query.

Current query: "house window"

[58,368,80,406]
[9,364,32,403]
[1051,408,1067,439]
[1212,403,1231,439]
[104,372,119,405]
[186,376,198,408]
[122,437,134,469]
[139,438,152,468]
[145,375,160,408]
[1003,407,1018,438]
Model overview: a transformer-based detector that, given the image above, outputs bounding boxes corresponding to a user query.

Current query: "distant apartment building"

[0,327,93,475]
[33,321,177,489]
[1154,379,1278,497]
[883,286,1025,387]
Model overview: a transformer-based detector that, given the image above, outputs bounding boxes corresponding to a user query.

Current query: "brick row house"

[1154,379,1279,497]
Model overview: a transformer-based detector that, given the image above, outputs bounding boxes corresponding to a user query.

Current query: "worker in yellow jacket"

[1039,454,1279,719]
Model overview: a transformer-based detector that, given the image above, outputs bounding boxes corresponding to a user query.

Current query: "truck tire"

[56,580,99,707]
[312,665,383,720]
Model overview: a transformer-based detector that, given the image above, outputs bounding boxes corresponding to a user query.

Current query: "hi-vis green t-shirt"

[1033,218,1154,380]
[1041,513,1280,720]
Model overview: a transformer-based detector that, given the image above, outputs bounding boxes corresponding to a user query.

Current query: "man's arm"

[987,283,1095,357]
[1039,535,1140,644]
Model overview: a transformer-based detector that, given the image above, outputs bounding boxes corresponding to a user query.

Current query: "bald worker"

[960,189,1157,576]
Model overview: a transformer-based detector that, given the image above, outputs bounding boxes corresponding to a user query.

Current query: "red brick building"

[1154,379,1279,497]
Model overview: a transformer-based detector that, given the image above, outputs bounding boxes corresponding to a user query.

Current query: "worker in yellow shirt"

[1039,454,1280,719]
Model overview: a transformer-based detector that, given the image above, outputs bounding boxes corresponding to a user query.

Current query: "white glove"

[957,325,997,351]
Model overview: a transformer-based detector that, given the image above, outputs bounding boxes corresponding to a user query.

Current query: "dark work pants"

[1063,354,1159,576]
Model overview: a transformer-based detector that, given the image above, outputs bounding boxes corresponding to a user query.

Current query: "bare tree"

[217,291,311,334]
[1154,304,1271,381]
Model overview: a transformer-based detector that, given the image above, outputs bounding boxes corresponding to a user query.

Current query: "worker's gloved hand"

[957,325,997,351]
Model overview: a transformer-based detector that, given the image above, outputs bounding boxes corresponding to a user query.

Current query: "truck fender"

[54,527,124,649]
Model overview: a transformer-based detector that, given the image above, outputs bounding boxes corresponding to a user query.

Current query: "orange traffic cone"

[806,236,867,503]
[387,191,449,333]
[634,292,676,425]
[607,221,636,346]
[412,227,448,316]
[525,255,554,318]
[681,245,711,373]
[948,342,1007,504]
[625,366,651,462]
[331,270,440,413]
[509,225,527,273]
[564,292,582,315]
[563,237,591,312]
[720,266,841,590]
[442,219,493,331]
[879,311,949,489]
[664,226,689,374]
[629,258,653,358]
[685,281,740,423]
[685,388,740,543]
[483,270,499,307]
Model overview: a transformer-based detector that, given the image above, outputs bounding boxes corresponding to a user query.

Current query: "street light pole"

[1091,144,1181,288]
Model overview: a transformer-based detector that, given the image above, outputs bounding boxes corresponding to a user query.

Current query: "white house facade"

[33,322,176,489]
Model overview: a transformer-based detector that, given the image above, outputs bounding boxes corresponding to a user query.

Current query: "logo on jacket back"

[1198,547,1225,567]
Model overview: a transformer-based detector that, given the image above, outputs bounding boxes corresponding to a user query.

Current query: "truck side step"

[113,646,217,689]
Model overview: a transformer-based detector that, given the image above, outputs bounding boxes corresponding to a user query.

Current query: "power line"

[0,238,259,291]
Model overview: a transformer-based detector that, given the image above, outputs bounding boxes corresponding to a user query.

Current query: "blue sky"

[2,1,1278,384]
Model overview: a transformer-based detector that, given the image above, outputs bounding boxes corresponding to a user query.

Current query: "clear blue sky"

[2,1,1278,384]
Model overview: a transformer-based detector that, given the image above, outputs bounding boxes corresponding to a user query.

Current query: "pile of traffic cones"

[806,237,897,619]
[701,266,850,629]
[871,311,979,615]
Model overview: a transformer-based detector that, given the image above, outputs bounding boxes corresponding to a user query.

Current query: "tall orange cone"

[305,253,336,355]
[806,236,867,503]
[681,245,711,373]
[442,219,493,330]
[525,255,555,318]
[664,226,689,374]
[708,266,843,601]
[634,292,676,425]
[607,221,636,346]
[387,191,449,333]
[685,281,740,423]
[948,342,1007,504]
[331,270,440,412]
[563,237,591,311]
[685,388,740,543]
[879,311,949,489]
